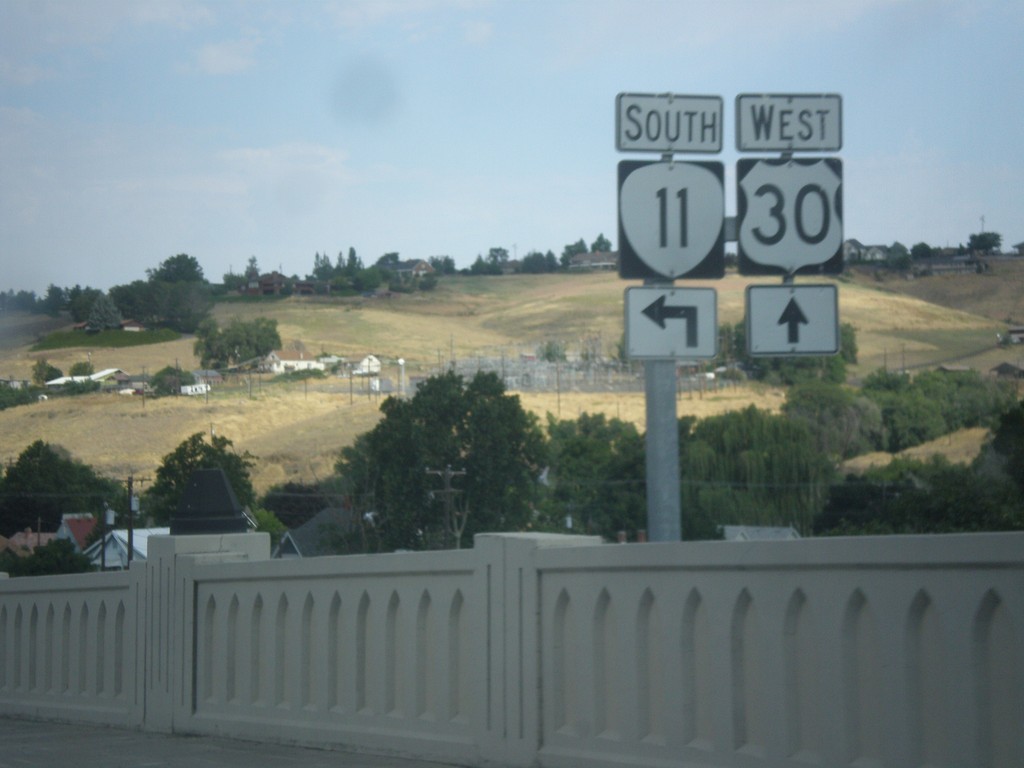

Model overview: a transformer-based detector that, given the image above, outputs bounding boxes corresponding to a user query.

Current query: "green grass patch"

[32,328,181,351]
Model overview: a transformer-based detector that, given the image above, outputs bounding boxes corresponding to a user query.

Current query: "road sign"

[736,157,843,276]
[745,284,839,356]
[618,160,725,280]
[626,286,717,359]
[736,93,842,152]
[616,93,723,153]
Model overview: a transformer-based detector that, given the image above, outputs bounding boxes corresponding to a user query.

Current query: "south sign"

[616,93,723,153]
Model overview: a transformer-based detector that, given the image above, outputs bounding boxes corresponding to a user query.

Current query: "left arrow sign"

[642,295,698,347]
[625,286,717,360]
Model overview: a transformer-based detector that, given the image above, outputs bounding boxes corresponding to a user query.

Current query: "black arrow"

[778,298,808,343]
[642,295,698,347]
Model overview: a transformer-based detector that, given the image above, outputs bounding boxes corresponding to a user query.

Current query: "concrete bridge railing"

[1,531,1021,767]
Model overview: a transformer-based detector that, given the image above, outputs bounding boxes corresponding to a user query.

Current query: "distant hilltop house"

[569,251,619,271]
[393,259,435,279]
[242,271,288,296]
[843,239,890,263]
[262,350,326,375]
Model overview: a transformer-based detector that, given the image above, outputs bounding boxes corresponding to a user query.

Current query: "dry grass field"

[1,267,1017,492]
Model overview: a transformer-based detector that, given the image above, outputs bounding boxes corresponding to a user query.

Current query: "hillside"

[0,270,1015,493]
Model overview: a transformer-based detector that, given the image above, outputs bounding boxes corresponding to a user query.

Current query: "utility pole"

[426,465,466,549]
[126,472,151,565]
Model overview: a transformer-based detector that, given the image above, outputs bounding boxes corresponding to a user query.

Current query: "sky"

[1,0,1022,295]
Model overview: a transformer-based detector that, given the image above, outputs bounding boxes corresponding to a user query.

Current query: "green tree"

[335,371,546,551]
[40,284,66,316]
[147,253,206,283]
[150,365,195,396]
[783,381,882,462]
[66,285,103,323]
[990,398,1024,494]
[537,340,566,362]
[0,538,94,577]
[0,440,122,537]
[520,250,559,274]
[910,242,934,260]
[968,231,1001,254]
[86,292,123,331]
[251,506,286,548]
[32,358,62,386]
[109,280,155,325]
[818,456,1022,535]
[886,242,911,270]
[311,251,335,282]
[68,360,95,377]
[145,433,256,524]
[193,317,281,368]
[560,238,588,269]
[679,406,835,534]
[540,413,645,540]
[428,255,456,275]
[590,233,613,252]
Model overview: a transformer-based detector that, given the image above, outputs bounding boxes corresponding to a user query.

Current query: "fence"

[1,531,1022,767]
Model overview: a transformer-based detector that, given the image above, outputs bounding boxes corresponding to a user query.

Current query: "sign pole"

[644,350,682,541]
[645,141,681,543]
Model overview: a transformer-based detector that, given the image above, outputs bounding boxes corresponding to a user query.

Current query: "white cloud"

[194,33,261,75]
[462,19,493,45]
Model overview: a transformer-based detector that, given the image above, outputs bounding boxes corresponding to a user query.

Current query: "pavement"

[0,718,460,768]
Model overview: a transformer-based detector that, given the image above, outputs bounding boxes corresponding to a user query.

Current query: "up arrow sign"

[778,298,808,343]
[746,284,839,357]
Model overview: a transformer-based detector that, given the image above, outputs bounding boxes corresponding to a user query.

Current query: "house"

[720,525,801,542]
[2,527,57,556]
[568,251,619,271]
[0,376,30,389]
[274,507,356,558]
[45,368,127,389]
[393,259,435,279]
[843,240,889,263]
[262,349,326,375]
[991,362,1024,380]
[353,354,381,375]
[242,271,288,296]
[81,527,169,570]
[55,513,98,553]
[192,369,224,386]
[1005,327,1024,344]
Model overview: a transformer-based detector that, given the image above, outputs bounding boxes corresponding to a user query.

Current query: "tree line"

[5,358,1021,577]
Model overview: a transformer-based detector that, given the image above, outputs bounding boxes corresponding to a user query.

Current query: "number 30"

[752,183,830,247]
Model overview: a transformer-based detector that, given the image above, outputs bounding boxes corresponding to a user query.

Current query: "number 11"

[657,187,688,248]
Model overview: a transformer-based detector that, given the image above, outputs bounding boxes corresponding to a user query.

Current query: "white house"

[354,354,381,375]
[82,527,170,570]
[262,350,326,375]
